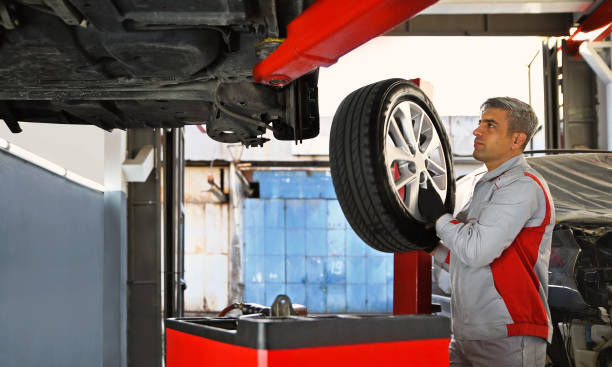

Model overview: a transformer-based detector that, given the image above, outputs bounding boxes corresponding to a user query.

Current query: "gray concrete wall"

[0,149,124,367]
[104,191,127,367]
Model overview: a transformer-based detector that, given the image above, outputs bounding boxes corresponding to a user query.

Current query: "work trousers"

[449,336,547,367]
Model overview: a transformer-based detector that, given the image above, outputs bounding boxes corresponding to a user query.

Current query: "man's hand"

[418,183,447,224]
[423,239,439,254]
[421,225,441,254]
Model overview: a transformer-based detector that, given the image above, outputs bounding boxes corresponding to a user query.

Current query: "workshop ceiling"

[387,0,603,36]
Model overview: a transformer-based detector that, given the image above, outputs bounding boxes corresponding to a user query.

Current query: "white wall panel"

[0,121,105,184]
[204,203,229,255]
[184,254,206,311]
[184,167,230,312]
[202,255,229,311]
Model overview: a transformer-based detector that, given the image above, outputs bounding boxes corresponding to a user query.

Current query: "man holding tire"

[418,97,555,366]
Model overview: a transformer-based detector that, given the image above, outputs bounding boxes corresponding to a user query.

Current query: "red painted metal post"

[580,0,612,33]
[392,77,433,315]
[393,251,432,315]
[565,1,612,54]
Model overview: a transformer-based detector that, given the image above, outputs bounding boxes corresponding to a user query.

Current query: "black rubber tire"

[329,79,455,252]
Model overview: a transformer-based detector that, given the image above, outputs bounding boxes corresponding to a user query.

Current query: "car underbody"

[0,0,319,146]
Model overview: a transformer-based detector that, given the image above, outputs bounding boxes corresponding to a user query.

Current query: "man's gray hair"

[480,97,538,149]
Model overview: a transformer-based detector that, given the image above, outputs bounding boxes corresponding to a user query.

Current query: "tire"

[329,79,455,252]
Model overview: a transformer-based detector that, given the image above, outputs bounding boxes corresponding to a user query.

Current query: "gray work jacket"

[434,155,555,342]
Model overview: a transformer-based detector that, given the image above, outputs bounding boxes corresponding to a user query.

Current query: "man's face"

[473,108,519,169]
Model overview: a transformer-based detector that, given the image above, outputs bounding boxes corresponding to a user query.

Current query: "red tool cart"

[166,313,450,366]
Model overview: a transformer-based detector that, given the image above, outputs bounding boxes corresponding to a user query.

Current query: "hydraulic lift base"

[166,314,450,366]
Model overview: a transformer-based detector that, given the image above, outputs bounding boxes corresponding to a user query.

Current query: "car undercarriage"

[0,0,319,146]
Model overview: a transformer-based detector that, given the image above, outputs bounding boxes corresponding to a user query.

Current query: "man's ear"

[513,132,527,149]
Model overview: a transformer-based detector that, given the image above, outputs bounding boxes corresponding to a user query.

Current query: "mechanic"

[418,97,555,366]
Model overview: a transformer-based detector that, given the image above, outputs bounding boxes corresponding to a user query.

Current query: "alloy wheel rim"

[383,100,448,222]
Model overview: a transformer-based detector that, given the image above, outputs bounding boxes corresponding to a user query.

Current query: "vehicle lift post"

[392,76,434,316]
[394,251,432,314]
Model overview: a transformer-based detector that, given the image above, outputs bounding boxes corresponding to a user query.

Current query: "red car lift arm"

[253,0,439,86]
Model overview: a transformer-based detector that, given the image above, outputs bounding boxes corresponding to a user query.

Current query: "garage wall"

[184,166,230,313]
[0,121,106,185]
[0,149,115,367]
[242,171,394,313]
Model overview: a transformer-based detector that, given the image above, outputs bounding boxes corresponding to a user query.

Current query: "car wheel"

[329,79,455,252]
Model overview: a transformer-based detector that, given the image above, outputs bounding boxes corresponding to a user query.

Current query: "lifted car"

[0,0,319,146]
[0,0,439,150]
